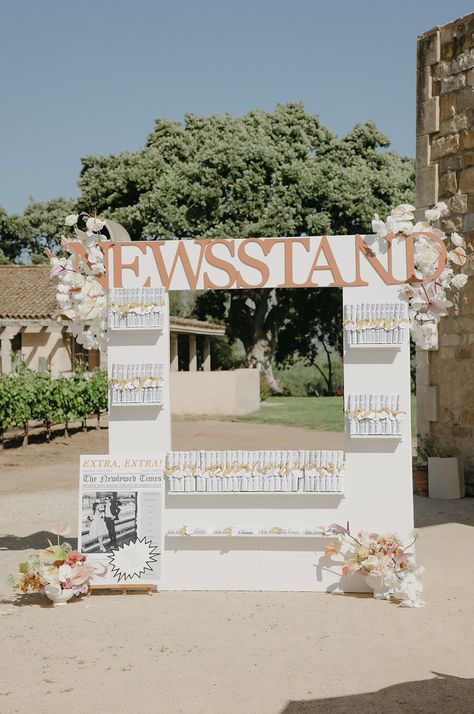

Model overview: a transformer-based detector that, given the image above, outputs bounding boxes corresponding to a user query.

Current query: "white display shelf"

[349,433,401,440]
[167,490,344,496]
[110,401,163,407]
[109,325,163,332]
[166,532,335,539]
[347,343,402,350]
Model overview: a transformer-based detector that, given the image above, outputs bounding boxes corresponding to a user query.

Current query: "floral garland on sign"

[109,300,165,315]
[342,317,408,332]
[372,202,470,350]
[47,212,109,351]
[109,376,163,391]
[344,406,405,422]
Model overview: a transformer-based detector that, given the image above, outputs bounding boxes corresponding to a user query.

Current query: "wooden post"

[88,584,155,596]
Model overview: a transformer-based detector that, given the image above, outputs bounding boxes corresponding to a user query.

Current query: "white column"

[1,335,12,374]
[0,326,19,374]
[170,332,179,372]
[189,334,197,371]
[202,337,211,371]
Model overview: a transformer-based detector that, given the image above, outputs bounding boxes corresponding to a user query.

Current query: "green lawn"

[237,396,417,434]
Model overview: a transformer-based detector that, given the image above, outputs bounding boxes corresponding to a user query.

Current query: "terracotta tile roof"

[170,316,225,334]
[0,265,61,320]
[0,265,226,334]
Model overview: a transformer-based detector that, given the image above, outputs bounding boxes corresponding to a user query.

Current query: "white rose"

[425,202,448,223]
[77,299,101,320]
[83,277,103,298]
[391,204,415,221]
[411,321,438,350]
[451,273,468,289]
[425,207,441,223]
[65,213,79,226]
[86,216,106,233]
[68,272,85,288]
[87,245,104,263]
[401,284,416,298]
[91,263,105,275]
[386,216,414,235]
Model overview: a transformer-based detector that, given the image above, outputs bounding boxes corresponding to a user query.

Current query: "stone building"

[416,13,474,492]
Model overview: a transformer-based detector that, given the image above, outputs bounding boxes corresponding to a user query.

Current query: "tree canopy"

[1,104,414,390]
[0,197,75,263]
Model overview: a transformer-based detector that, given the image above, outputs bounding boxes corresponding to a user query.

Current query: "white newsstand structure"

[102,234,415,592]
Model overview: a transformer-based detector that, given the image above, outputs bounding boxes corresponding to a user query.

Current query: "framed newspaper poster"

[79,455,165,586]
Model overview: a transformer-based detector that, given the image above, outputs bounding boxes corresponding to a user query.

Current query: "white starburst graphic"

[107,538,159,582]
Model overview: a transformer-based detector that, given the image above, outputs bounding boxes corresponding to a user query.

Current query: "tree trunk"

[22,423,28,448]
[96,411,101,429]
[0,428,4,450]
[235,289,284,395]
[45,421,51,442]
[247,337,283,394]
[64,421,69,439]
[320,338,334,396]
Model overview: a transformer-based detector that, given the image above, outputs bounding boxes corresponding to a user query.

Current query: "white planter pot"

[364,574,391,600]
[44,584,75,606]
[428,457,464,499]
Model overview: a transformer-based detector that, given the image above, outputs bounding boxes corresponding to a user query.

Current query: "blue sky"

[1,0,473,214]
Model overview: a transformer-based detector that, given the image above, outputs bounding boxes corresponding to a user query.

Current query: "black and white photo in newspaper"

[79,455,165,585]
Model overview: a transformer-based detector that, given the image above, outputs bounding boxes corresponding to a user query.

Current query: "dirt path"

[1,422,473,713]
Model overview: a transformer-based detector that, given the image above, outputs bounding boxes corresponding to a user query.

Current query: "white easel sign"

[78,455,165,586]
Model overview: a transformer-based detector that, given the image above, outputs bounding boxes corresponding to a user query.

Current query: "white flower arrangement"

[48,212,109,351]
[372,202,470,350]
[325,525,425,607]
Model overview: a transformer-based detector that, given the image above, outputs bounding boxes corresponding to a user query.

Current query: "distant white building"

[0,265,259,415]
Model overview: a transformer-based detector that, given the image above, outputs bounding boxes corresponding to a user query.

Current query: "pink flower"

[66,550,86,566]
[70,563,95,586]
[62,578,73,589]
[328,523,348,534]
[342,563,352,577]
[50,264,68,277]
[426,300,450,317]
[401,284,416,298]
[449,246,467,266]
[324,542,340,557]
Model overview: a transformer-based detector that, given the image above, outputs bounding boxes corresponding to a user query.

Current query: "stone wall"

[416,13,474,493]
